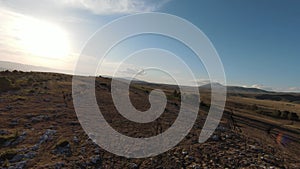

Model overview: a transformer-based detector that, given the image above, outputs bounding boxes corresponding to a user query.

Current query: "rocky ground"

[0,71,299,168]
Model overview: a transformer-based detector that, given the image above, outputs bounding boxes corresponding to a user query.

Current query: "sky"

[0,0,299,92]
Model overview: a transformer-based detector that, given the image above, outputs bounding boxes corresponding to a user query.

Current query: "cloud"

[251,84,273,91]
[283,87,300,93]
[59,0,171,15]
[0,0,172,19]
[233,83,300,93]
[251,84,264,89]
[269,86,300,93]
[97,61,146,77]
[119,67,146,76]
[288,87,300,91]
[194,79,211,86]
[16,0,171,16]
[0,9,28,62]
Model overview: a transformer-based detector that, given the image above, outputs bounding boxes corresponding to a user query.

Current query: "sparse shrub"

[27,77,35,86]
[173,90,181,98]
[28,89,35,94]
[274,110,282,118]
[200,101,205,107]
[252,104,258,110]
[182,94,198,104]
[14,96,26,101]
[0,131,19,146]
[53,139,72,157]
[281,111,290,119]
[200,101,210,107]
[0,149,17,161]
[55,139,69,148]
[3,159,10,168]
[288,112,299,121]
[0,77,13,92]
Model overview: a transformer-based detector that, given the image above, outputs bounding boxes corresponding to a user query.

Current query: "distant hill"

[227,86,271,94]
[255,94,300,103]
[0,61,295,95]
[200,82,271,94]
[0,61,71,74]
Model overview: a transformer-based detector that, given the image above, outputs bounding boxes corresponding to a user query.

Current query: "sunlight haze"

[0,0,299,92]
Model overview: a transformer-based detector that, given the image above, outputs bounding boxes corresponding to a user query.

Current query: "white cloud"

[118,67,146,76]
[232,83,300,93]
[288,87,300,91]
[59,0,171,15]
[251,84,264,89]
[0,0,171,16]
[194,79,210,86]
[98,61,148,78]
[251,84,273,91]
[282,87,300,93]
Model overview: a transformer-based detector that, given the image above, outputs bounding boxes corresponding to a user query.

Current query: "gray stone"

[216,126,227,131]
[9,119,19,126]
[11,131,27,146]
[24,151,36,159]
[55,162,65,169]
[73,136,79,144]
[212,135,220,141]
[10,154,25,163]
[90,155,101,164]
[80,147,86,154]
[182,150,188,156]
[9,151,36,163]
[192,164,201,169]
[8,160,27,169]
[39,129,56,144]
[30,115,49,123]
[0,130,9,135]
[94,147,100,154]
[31,144,39,151]
[6,105,13,111]
[53,142,72,157]
[128,163,138,169]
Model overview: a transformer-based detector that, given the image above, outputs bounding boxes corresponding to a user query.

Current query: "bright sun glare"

[16,17,70,60]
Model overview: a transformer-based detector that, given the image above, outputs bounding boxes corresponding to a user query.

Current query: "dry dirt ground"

[0,71,299,168]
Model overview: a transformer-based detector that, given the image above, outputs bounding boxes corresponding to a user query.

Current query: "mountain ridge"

[0,61,296,94]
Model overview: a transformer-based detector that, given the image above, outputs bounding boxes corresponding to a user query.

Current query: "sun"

[16,17,70,60]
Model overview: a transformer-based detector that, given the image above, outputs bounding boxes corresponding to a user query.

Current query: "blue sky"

[162,0,300,91]
[0,0,299,91]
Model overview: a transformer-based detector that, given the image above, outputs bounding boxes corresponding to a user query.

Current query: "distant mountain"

[116,80,272,94]
[0,61,289,94]
[227,86,272,94]
[200,82,271,94]
[200,82,226,90]
[111,77,147,83]
[0,61,71,74]
[255,94,300,103]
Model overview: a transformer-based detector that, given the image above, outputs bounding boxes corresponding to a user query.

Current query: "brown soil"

[0,71,299,168]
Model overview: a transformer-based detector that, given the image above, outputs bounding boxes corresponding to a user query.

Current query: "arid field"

[0,71,299,168]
